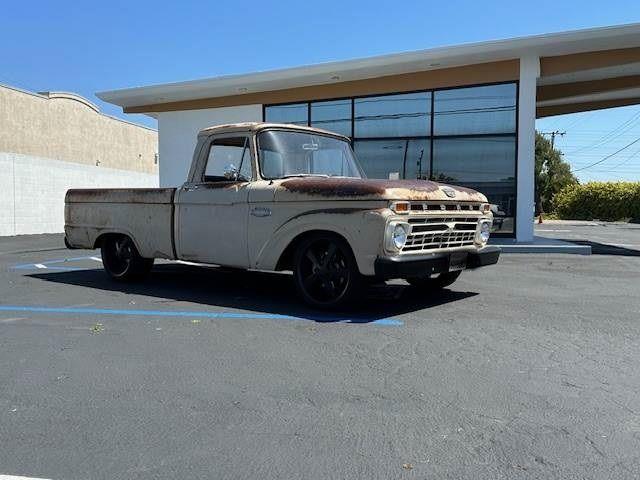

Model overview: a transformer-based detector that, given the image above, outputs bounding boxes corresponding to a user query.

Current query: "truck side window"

[204,137,251,182]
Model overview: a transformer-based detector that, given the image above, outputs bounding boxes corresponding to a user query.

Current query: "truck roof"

[197,122,350,141]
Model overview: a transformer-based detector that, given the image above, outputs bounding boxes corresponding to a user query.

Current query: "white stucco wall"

[0,152,158,236]
[516,56,539,243]
[156,104,262,187]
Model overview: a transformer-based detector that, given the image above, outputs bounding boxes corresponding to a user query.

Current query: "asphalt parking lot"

[1,228,639,480]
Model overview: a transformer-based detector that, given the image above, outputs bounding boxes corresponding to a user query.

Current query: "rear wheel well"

[94,232,128,249]
[276,230,354,271]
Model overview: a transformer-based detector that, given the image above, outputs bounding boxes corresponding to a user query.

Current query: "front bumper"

[374,246,501,279]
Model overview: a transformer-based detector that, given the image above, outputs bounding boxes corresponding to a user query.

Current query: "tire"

[100,234,154,282]
[406,270,462,290]
[293,233,361,309]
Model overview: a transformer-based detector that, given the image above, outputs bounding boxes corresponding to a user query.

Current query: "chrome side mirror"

[223,163,239,180]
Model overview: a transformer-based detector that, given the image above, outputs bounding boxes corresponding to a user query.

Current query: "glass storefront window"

[310,99,351,137]
[433,83,517,136]
[354,92,431,138]
[353,139,430,180]
[264,82,518,235]
[433,136,516,233]
[264,103,308,126]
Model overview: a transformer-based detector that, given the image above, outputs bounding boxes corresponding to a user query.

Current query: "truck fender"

[253,211,385,276]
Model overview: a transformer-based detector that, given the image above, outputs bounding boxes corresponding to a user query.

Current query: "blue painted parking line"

[0,305,403,326]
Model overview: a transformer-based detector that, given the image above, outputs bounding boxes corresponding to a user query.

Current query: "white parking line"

[176,260,206,266]
[0,475,54,480]
[0,317,27,323]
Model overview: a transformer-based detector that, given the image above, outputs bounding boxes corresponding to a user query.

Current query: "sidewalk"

[490,235,591,254]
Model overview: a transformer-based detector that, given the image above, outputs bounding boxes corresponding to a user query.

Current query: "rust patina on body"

[278,177,487,202]
[66,188,175,204]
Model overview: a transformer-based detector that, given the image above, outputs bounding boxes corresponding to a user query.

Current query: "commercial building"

[98,23,640,241]
[0,84,158,236]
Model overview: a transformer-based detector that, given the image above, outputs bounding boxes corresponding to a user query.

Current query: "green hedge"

[553,182,640,221]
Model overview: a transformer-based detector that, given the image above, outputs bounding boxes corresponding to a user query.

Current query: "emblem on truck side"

[250,207,272,217]
[442,187,456,198]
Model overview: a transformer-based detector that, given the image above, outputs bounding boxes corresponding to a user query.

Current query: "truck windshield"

[257,130,364,180]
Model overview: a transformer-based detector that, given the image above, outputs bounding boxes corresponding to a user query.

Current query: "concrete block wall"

[0,152,158,236]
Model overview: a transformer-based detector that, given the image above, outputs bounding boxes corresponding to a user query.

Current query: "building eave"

[97,23,640,113]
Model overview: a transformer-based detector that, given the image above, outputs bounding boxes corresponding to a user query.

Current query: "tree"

[535,132,578,214]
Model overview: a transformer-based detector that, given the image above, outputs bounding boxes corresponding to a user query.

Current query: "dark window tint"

[353,139,430,180]
[354,92,431,138]
[433,83,517,136]
[310,99,351,137]
[264,103,308,126]
[433,136,516,233]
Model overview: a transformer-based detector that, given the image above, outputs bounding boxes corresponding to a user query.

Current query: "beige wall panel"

[0,86,158,173]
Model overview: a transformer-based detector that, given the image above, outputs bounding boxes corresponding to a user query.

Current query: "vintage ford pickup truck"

[65,122,500,308]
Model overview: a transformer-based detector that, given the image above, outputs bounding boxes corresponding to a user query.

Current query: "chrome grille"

[403,216,478,252]
[410,202,482,212]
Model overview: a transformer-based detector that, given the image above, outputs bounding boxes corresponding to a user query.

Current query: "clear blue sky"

[1,0,639,182]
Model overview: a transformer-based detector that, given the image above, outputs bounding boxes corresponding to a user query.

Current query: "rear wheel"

[293,234,361,309]
[101,234,153,282]
[406,271,461,290]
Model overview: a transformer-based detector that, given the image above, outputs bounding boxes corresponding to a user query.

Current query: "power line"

[565,108,640,155]
[585,144,640,173]
[608,144,640,170]
[572,135,640,172]
[560,111,594,131]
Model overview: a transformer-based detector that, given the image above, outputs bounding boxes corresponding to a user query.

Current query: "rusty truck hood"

[274,177,488,203]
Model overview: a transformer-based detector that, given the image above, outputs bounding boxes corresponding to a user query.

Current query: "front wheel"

[293,234,361,309]
[406,270,462,290]
[101,234,154,282]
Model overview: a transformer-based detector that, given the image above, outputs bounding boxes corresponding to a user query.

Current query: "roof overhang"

[97,23,640,118]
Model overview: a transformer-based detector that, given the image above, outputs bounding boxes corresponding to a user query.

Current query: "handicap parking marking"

[0,305,403,326]
[11,255,102,271]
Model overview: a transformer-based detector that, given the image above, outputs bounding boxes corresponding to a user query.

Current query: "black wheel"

[406,270,462,290]
[101,234,154,282]
[293,234,361,309]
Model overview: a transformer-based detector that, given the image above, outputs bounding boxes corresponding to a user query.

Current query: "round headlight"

[392,224,408,249]
[479,221,491,243]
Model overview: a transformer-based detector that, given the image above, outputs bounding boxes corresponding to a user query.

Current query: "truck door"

[175,134,252,267]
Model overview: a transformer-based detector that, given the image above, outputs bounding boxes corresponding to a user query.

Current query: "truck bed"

[65,188,177,260]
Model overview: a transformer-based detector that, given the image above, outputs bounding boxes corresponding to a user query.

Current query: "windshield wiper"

[281,174,331,179]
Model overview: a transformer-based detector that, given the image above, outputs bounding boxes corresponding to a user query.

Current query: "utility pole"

[540,130,566,149]
[536,130,565,221]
